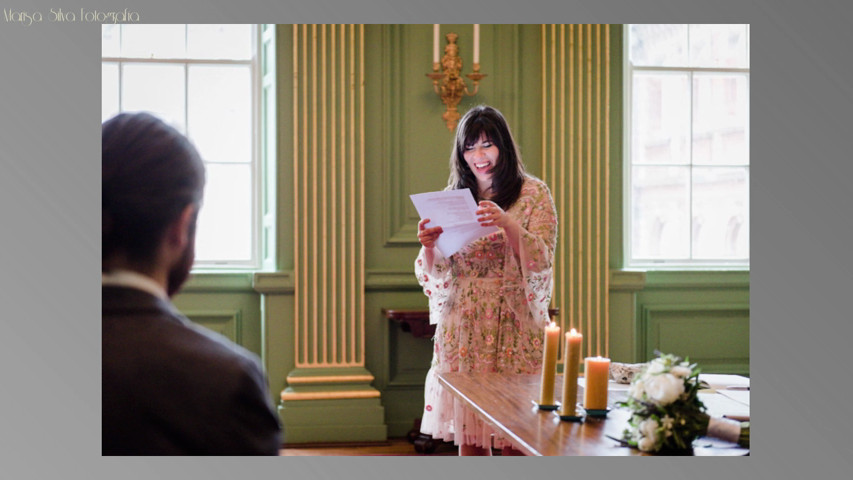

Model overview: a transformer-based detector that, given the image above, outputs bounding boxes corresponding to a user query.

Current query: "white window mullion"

[688,69,694,260]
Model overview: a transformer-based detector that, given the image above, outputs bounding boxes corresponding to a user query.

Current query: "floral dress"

[415,175,558,449]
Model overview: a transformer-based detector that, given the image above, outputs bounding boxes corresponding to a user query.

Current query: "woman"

[415,105,558,455]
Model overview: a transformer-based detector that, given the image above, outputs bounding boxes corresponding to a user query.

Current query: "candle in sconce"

[538,321,560,406]
[473,24,480,65]
[583,356,611,410]
[559,329,582,417]
[433,24,440,65]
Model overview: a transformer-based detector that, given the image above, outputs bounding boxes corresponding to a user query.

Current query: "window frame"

[623,24,751,270]
[102,24,264,271]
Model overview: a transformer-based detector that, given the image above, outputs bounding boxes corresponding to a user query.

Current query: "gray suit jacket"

[102,286,282,455]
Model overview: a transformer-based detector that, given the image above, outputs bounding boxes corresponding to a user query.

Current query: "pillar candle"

[433,24,440,64]
[538,321,560,405]
[559,329,583,416]
[473,24,480,64]
[583,356,611,410]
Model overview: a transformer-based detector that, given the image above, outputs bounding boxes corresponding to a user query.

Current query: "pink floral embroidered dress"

[415,175,558,448]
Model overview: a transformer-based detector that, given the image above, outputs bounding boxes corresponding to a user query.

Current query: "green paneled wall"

[170,24,749,442]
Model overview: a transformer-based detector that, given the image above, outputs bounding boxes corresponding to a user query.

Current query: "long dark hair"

[447,105,526,210]
[102,112,206,268]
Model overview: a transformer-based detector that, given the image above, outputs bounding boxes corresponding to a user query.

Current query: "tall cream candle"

[538,321,560,405]
[559,329,583,416]
[433,24,440,64]
[473,24,480,64]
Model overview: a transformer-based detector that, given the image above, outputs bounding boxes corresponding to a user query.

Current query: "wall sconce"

[426,25,487,131]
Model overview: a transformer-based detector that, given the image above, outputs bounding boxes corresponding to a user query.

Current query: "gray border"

[2,0,851,478]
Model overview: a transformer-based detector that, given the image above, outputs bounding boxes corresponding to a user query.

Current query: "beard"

[166,231,195,298]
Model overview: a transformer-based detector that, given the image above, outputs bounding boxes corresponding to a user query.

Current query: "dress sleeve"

[415,246,454,325]
[505,178,558,329]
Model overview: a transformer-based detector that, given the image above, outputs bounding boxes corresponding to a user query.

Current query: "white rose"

[638,436,656,452]
[670,365,691,378]
[644,373,685,405]
[639,418,659,438]
[646,359,665,375]
[628,379,646,400]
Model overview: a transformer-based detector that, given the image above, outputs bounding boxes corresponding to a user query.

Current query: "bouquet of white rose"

[617,352,750,453]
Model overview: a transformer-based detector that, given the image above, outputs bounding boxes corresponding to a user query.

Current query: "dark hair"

[448,105,526,210]
[102,112,205,268]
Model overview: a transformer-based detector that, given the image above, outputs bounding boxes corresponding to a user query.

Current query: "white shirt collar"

[102,269,168,301]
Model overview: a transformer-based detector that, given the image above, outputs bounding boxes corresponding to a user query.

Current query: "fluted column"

[541,24,613,360]
[279,24,385,443]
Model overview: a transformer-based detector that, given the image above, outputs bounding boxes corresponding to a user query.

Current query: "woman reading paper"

[415,105,558,456]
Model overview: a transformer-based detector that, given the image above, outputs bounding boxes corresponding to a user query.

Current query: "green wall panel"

[640,303,749,375]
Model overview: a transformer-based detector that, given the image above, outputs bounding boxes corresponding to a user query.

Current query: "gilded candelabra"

[426,32,487,131]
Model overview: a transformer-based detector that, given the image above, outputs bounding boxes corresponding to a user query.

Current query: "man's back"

[102,285,281,455]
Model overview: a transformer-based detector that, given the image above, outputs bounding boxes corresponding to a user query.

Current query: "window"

[625,24,749,267]
[102,24,262,269]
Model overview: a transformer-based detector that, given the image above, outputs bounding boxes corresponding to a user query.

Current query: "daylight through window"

[102,24,260,268]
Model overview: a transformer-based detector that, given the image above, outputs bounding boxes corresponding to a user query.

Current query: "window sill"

[635,269,749,290]
[180,272,255,293]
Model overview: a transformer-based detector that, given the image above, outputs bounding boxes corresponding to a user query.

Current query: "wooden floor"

[279,437,458,456]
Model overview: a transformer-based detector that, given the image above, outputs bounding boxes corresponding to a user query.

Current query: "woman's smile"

[464,134,499,188]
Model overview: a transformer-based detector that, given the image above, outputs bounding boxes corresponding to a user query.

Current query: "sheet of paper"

[717,389,750,407]
[698,392,750,419]
[410,188,498,257]
[576,378,630,405]
[578,378,632,392]
[698,374,750,390]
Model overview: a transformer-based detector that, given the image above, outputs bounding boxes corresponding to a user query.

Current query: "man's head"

[102,112,205,296]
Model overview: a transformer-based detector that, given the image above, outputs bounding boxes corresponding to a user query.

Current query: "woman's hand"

[417,218,443,249]
[477,200,523,255]
[476,201,512,229]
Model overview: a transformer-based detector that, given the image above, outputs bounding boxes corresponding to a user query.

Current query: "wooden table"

[437,372,749,456]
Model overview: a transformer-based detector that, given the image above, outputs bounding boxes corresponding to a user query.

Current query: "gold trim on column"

[339,23,347,365]
[330,24,338,364]
[321,24,329,364]
[559,24,566,324]
[568,24,574,333]
[550,24,556,186]
[595,24,602,357]
[541,24,546,178]
[311,23,319,365]
[349,24,357,366]
[584,25,598,355]
[318,25,335,363]
[301,25,309,366]
[604,24,611,358]
[286,374,375,385]
[281,390,382,401]
[359,23,366,364]
[293,24,301,366]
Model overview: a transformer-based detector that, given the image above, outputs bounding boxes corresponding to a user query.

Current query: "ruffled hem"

[420,397,518,450]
